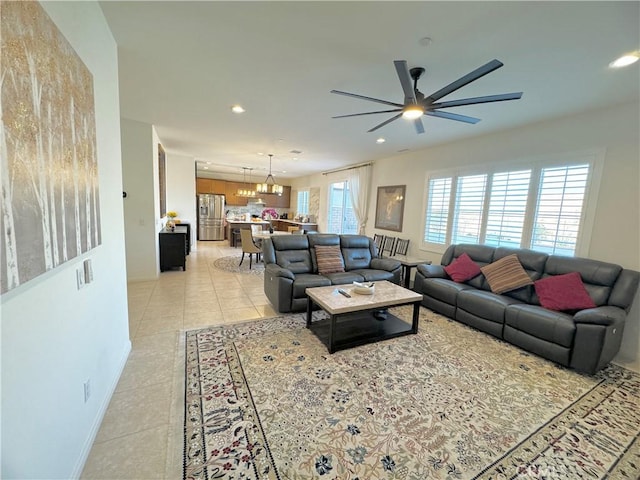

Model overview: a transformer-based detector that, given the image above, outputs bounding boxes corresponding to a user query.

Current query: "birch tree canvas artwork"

[1,1,101,295]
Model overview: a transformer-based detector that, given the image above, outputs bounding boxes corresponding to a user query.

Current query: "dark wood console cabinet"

[159,227,188,271]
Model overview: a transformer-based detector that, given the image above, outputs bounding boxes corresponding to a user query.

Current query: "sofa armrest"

[265,264,295,280]
[416,263,447,278]
[573,306,626,327]
[370,257,401,272]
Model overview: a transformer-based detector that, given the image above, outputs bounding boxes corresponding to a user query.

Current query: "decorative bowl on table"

[353,281,375,295]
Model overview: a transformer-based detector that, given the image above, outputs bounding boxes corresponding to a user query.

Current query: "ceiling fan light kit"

[331,59,523,134]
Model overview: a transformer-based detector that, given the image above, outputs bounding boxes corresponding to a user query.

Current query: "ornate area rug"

[182,307,640,479]
[211,255,265,275]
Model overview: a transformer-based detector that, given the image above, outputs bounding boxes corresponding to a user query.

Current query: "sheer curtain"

[348,165,372,235]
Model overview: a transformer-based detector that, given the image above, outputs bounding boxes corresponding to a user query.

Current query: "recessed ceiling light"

[609,53,639,68]
[203,166,209,170]
[231,105,245,113]
[376,137,386,144]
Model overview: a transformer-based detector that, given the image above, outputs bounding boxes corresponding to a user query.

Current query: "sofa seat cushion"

[457,289,523,322]
[350,269,396,283]
[505,304,576,348]
[420,278,474,306]
[322,271,365,285]
[292,274,332,298]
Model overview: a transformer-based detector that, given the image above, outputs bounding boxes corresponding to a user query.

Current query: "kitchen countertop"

[276,219,317,225]
[227,220,270,224]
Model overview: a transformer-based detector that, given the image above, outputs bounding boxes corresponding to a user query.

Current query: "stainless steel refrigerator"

[198,194,225,240]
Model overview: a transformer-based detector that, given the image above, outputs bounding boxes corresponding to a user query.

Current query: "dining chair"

[381,236,396,257]
[393,238,410,256]
[239,229,262,269]
[373,233,384,251]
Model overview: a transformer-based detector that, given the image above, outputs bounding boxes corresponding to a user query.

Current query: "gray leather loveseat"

[263,234,401,313]
[414,244,639,374]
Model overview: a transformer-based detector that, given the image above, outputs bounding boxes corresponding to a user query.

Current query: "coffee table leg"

[411,300,420,333]
[306,296,313,327]
[329,314,336,353]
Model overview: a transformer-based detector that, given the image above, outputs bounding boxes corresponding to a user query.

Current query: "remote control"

[338,289,351,298]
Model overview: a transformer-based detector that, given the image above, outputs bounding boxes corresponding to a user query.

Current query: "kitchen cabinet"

[196,178,290,206]
[196,178,229,195]
[272,219,317,232]
[264,186,291,208]
[225,181,247,206]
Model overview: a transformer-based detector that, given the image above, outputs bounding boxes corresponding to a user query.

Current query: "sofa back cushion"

[543,256,622,306]
[441,244,494,290]
[340,235,374,271]
[270,235,313,274]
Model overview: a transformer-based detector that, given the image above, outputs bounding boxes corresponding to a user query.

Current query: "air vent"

[290,149,302,154]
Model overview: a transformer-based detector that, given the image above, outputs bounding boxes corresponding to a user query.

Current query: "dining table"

[252,230,291,240]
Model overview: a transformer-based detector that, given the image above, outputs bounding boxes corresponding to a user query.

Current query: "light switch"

[83,259,93,283]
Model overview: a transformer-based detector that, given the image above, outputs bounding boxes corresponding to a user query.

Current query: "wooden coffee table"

[305,280,423,353]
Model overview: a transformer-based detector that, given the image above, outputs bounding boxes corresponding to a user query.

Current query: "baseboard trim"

[70,339,132,479]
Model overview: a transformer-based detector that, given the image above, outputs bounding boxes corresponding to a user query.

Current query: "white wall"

[121,118,161,280]
[291,101,640,370]
[166,153,197,249]
[1,2,131,478]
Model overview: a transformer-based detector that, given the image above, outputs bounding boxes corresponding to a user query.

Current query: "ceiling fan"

[331,59,523,134]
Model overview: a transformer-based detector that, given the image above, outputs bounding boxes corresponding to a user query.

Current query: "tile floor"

[81,240,276,479]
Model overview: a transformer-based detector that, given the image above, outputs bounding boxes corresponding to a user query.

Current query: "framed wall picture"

[374,185,406,232]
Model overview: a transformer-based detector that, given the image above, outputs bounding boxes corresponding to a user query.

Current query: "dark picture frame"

[374,185,406,232]
[158,143,166,218]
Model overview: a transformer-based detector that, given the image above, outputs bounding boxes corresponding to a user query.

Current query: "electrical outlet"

[76,268,85,289]
[83,259,93,283]
[83,380,91,403]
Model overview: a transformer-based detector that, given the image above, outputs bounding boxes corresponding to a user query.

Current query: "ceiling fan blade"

[425,59,504,103]
[332,109,402,119]
[330,90,403,108]
[367,113,403,133]
[426,110,481,124]
[414,118,425,134]
[393,60,417,104]
[430,92,523,109]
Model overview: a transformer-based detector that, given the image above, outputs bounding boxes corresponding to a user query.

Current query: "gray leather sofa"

[414,244,639,374]
[263,234,402,313]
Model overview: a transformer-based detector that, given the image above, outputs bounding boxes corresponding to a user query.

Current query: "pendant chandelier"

[237,167,256,198]
[256,154,283,196]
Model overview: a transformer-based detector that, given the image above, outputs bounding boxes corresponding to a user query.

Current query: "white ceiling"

[99,1,639,181]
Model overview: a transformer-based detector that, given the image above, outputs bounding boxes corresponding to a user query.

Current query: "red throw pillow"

[534,272,597,311]
[444,253,482,283]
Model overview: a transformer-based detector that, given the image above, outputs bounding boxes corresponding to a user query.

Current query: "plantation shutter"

[424,177,451,244]
[451,174,487,245]
[485,170,531,248]
[531,164,589,255]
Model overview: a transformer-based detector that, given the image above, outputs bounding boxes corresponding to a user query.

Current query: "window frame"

[420,150,604,257]
[296,189,310,215]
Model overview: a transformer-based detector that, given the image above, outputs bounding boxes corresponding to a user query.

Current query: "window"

[485,170,531,248]
[451,174,487,245]
[424,178,451,244]
[296,190,309,215]
[531,165,589,255]
[327,181,357,234]
[423,157,595,256]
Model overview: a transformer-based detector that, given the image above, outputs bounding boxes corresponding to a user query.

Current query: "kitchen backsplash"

[226,205,315,222]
